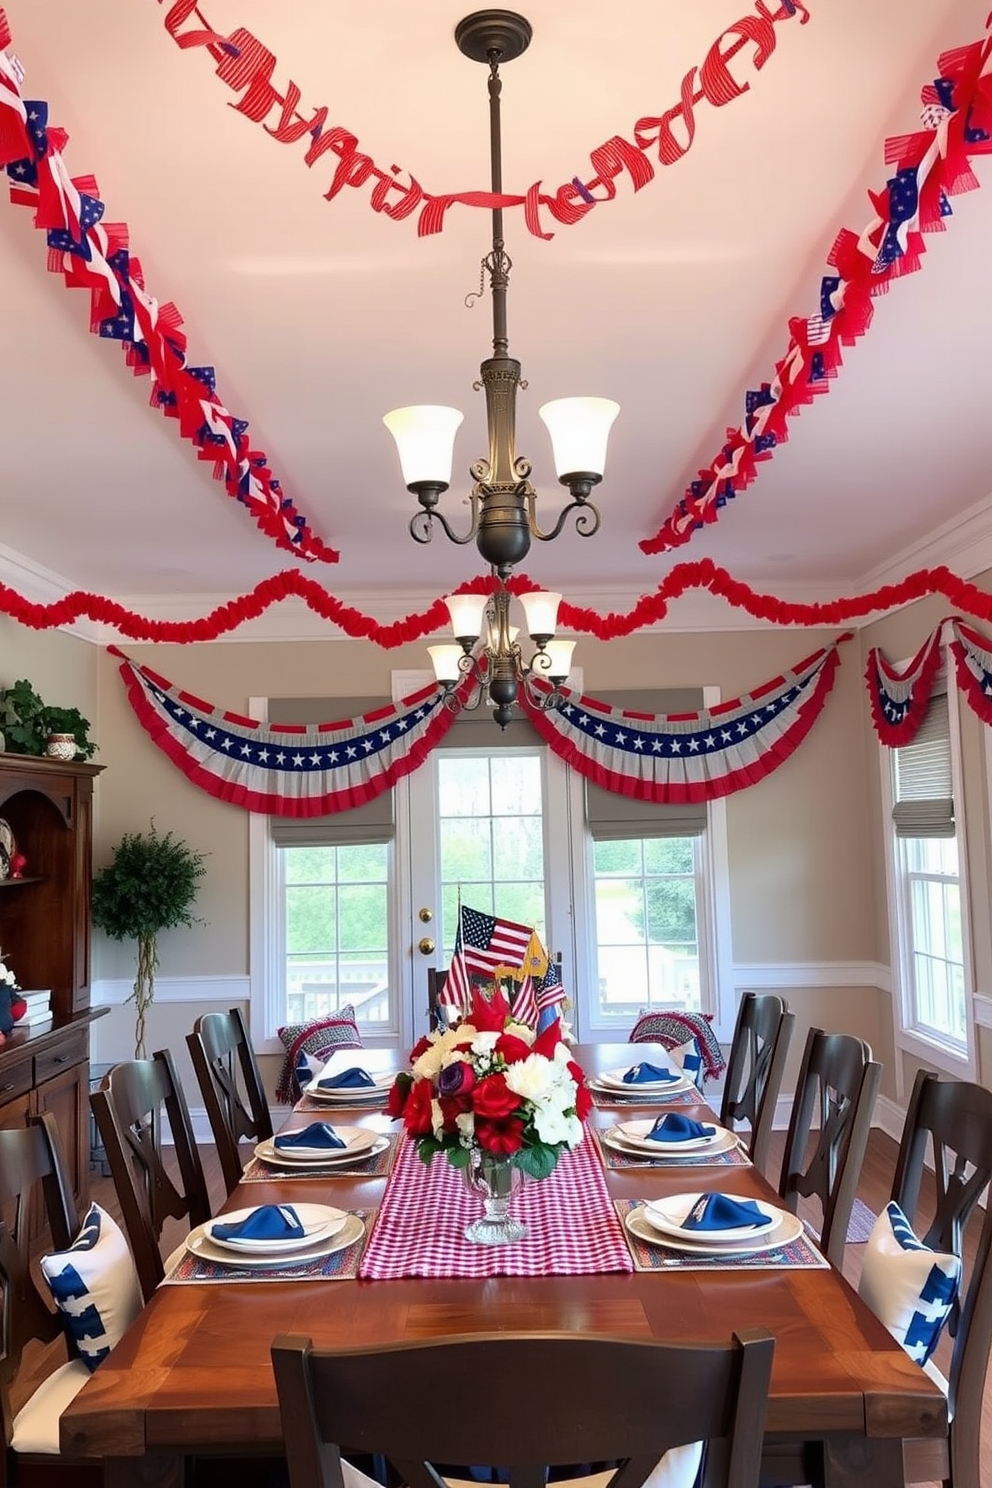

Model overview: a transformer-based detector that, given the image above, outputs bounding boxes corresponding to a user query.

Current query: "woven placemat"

[593,1129,750,1171]
[240,1137,397,1183]
[295,1091,390,1114]
[590,1086,699,1110]
[615,1199,829,1272]
[163,1210,374,1284]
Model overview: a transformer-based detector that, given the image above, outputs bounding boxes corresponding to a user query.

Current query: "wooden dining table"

[60,1043,946,1488]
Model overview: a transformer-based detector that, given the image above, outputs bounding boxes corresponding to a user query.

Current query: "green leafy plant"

[91,826,207,1057]
[0,680,96,759]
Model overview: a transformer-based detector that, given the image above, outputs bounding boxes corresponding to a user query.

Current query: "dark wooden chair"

[272,1329,774,1488]
[777,1028,880,1268]
[0,1111,102,1486]
[720,993,795,1174]
[187,1007,272,1195]
[885,1069,992,1488]
[426,969,447,1031]
[90,1048,211,1301]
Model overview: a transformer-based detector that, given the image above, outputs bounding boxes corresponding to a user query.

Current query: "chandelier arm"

[409,493,482,547]
[529,497,602,543]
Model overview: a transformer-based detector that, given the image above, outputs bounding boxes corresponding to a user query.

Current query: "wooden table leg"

[105,1455,185,1488]
[823,1436,904,1488]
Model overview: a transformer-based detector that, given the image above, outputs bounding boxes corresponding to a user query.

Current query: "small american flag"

[459,906,534,978]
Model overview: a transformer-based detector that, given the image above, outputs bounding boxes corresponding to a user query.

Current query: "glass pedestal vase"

[463,1149,527,1245]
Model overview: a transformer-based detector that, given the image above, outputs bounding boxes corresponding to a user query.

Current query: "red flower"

[409,1034,433,1063]
[473,1073,522,1120]
[495,1032,531,1066]
[402,1078,435,1137]
[533,1019,563,1060]
[475,1115,525,1155]
[469,984,512,1032]
[567,1060,592,1120]
[438,1092,473,1128]
[438,1060,476,1098]
[386,1071,412,1119]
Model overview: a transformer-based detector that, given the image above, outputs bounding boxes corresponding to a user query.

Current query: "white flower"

[504,1020,535,1046]
[455,1111,475,1145]
[470,1030,500,1057]
[412,1026,470,1081]
[431,1097,445,1139]
[534,1106,584,1148]
[504,1052,557,1104]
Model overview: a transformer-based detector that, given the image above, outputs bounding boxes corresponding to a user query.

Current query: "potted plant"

[0,680,97,759]
[91,825,207,1057]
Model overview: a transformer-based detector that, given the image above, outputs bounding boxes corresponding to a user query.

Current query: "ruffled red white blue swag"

[524,636,850,802]
[112,650,461,816]
[115,637,849,812]
[864,626,944,747]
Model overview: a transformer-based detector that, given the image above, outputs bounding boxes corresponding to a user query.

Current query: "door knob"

[418,937,436,955]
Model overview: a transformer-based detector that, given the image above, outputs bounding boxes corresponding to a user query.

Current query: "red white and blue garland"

[642,16,992,555]
[159,0,808,241]
[520,638,848,803]
[864,625,944,747]
[0,11,336,565]
[114,638,849,812]
[112,649,464,815]
[949,617,992,728]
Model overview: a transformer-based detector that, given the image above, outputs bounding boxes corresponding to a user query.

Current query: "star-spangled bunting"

[521,638,850,803]
[949,618,992,727]
[865,626,944,746]
[110,648,462,815]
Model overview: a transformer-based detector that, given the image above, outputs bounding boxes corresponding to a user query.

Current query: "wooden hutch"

[0,752,105,1233]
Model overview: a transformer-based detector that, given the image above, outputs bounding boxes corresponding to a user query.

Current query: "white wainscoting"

[92,976,251,1006]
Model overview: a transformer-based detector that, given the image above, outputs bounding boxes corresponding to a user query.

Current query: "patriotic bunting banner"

[112,649,462,815]
[865,625,944,746]
[949,617,992,727]
[0,11,335,564]
[641,14,992,555]
[520,637,850,803]
[158,0,808,241]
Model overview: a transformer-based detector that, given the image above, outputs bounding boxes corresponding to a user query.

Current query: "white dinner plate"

[625,1204,803,1256]
[186,1212,365,1269]
[642,1192,784,1244]
[255,1132,388,1168]
[305,1075,394,1103]
[204,1203,348,1254]
[604,1123,739,1158]
[264,1125,381,1162]
[591,1069,695,1097]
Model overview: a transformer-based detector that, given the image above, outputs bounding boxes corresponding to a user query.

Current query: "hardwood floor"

[16,1127,992,1486]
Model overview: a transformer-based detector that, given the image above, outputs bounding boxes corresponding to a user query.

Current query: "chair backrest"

[891,1069,992,1488]
[90,1048,211,1301]
[777,1027,880,1268]
[426,969,447,1031]
[272,1329,774,1488]
[720,993,795,1174]
[0,1113,79,1447]
[187,1006,273,1195]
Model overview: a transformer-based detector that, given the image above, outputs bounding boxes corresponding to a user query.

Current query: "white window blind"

[892,692,955,839]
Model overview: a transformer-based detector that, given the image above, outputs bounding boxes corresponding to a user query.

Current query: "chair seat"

[10,1358,90,1454]
[340,1446,703,1488]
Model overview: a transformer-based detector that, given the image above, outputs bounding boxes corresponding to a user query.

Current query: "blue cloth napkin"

[316,1066,376,1091]
[212,1205,305,1242]
[646,1113,716,1143]
[622,1061,679,1085]
[274,1122,346,1152]
[681,1194,773,1233]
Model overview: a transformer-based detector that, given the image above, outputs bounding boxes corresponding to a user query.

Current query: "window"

[283,843,390,1026]
[888,687,972,1062]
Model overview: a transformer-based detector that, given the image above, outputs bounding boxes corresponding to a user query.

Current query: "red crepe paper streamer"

[641,17,992,555]
[159,0,808,240]
[3,559,992,648]
[0,11,336,565]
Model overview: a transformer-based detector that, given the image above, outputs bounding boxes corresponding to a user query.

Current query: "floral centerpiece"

[388,985,591,1243]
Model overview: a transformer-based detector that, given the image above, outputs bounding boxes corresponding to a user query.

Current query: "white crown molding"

[0,542,104,644]
[859,490,992,596]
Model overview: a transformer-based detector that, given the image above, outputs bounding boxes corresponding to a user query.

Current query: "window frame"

[879,661,977,1080]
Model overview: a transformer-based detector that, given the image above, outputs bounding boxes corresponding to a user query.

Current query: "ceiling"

[2,0,991,634]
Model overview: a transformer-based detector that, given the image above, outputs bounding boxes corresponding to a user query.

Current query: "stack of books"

[18,989,52,1031]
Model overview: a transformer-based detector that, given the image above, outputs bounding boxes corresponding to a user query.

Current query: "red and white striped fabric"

[359,1133,633,1280]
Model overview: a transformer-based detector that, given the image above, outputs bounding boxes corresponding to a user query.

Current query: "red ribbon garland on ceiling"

[3,559,992,647]
[159,0,809,241]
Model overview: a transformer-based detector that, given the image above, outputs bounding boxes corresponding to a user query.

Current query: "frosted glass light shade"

[383,406,464,487]
[520,590,561,639]
[428,644,464,684]
[543,638,576,681]
[445,593,487,640]
[538,398,620,479]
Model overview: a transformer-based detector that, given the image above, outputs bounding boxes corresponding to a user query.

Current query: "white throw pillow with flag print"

[40,1203,143,1372]
[858,1201,961,1365]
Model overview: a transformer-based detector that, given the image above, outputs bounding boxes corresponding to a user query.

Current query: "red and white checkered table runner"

[359,1132,633,1280]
